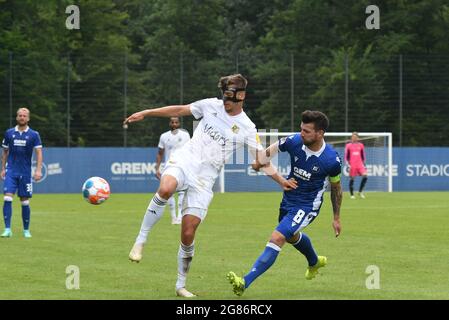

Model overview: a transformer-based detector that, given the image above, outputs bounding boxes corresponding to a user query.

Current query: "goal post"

[319,132,393,193]
[216,131,393,193]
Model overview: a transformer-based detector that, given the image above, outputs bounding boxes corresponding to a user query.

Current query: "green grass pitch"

[0,192,448,300]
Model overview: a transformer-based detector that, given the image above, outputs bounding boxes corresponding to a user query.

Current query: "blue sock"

[3,200,12,229]
[243,243,281,289]
[22,204,30,230]
[292,233,318,266]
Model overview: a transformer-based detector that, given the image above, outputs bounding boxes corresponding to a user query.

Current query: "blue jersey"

[278,134,341,212]
[2,126,42,176]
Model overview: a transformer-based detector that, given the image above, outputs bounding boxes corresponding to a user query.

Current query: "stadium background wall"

[3,147,447,193]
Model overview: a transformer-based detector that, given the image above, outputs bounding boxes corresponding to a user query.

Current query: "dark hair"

[218,74,248,90]
[301,110,329,132]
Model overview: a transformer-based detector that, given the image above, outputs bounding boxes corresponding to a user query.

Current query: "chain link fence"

[1,51,448,147]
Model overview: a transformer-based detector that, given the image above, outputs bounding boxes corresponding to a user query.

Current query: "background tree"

[0,0,448,146]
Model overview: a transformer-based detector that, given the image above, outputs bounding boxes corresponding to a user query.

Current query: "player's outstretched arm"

[256,161,297,191]
[273,174,297,191]
[330,179,343,237]
[123,105,192,125]
[249,142,296,190]
[252,142,279,171]
[248,136,295,189]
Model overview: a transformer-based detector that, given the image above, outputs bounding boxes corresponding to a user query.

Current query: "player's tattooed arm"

[249,141,296,190]
[265,141,279,159]
[253,142,280,171]
[330,180,342,237]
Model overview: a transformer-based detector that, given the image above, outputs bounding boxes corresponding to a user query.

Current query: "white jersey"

[158,129,190,161]
[169,98,263,182]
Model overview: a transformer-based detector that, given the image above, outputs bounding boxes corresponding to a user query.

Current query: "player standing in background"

[227,110,343,296]
[124,74,296,297]
[1,108,43,238]
[156,117,190,225]
[345,132,368,199]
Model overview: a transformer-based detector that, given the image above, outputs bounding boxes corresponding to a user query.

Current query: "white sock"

[167,196,176,220]
[177,191,185,219]
[176,242,195,290]
[135,193,167,245]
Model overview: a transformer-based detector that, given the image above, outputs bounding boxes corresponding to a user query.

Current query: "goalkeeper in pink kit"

[344,132,367,199]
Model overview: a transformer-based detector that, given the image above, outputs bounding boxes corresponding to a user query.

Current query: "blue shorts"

[276,205,319,239]
[3,173,33,198]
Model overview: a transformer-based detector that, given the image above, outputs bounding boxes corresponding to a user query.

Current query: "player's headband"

[220,86,246,103]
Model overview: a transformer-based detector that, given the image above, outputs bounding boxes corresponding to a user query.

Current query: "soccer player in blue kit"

[228,110,343,296]
[1,108,43,238]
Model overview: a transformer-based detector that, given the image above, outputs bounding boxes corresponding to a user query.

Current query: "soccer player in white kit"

[124,74,297,297]
[155,117,190,225]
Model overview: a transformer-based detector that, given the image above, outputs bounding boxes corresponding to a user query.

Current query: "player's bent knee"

[21,200,30,206]
[158,176,179,199]
[157,186,175,199]
[286,233,300,244]
[270,230,286,247]
[181,228,196,242]
[4,195,13,202]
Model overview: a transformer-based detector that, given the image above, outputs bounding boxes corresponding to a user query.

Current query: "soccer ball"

[82,177,111,205]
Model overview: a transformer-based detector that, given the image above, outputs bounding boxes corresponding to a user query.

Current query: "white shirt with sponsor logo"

[169,98,263,181]
[158,129,190,162]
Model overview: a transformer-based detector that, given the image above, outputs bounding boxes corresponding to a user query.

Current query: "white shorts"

[161,165,214,221]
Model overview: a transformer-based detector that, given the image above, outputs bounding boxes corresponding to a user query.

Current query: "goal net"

[214,132,393,193]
